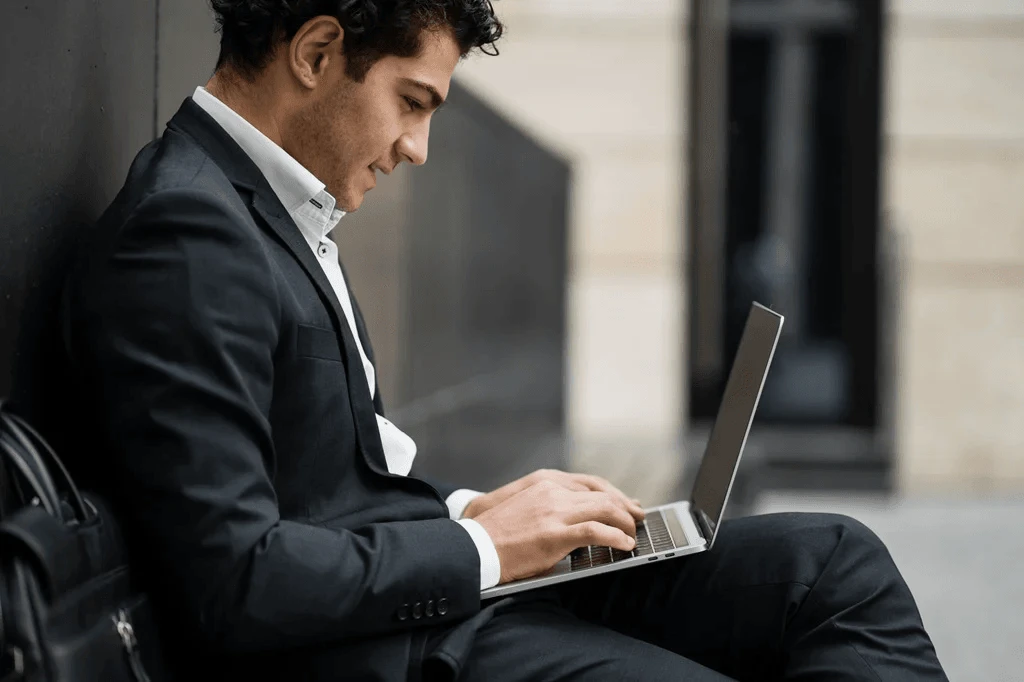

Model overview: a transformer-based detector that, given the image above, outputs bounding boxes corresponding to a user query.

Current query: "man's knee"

[813,513,887,551]
[762,512,932,646]
[819,513,891,562]
[758,512,897,585]
[785,513,909,601]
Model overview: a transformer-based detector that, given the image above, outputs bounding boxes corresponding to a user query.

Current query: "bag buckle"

[114,609,138,651]
[113,609,151,682]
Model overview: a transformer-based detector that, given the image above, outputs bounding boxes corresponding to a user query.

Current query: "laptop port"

[648,557,657,561]
[665,553,675,557]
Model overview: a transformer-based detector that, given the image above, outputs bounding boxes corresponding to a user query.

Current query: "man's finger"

[571,474,645,520]
[562,492,637,537]
[570,473,611,491]
[541,471,603,496]
[570,521,636,553]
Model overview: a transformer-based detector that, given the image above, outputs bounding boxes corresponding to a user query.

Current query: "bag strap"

[0,433,60,518]
[0,405,90,522]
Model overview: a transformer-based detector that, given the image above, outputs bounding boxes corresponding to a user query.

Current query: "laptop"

[481,301,784,599]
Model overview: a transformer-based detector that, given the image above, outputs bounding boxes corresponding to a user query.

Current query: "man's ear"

[288,16,345,90]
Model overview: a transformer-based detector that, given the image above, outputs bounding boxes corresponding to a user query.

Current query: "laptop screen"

[690,302,783,547]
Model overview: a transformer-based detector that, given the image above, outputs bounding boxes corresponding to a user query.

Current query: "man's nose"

[396,128,428,167]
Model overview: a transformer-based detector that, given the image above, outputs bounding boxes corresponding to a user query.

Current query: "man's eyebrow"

[402,78,446,109]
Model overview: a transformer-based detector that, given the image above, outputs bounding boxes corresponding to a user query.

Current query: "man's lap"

[431,512,945,682]
[555,512,863,677]
[432,590,733,682]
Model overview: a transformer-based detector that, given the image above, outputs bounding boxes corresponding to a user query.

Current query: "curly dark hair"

[210,0,503,82]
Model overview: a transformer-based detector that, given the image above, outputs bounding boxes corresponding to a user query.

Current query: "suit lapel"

[251,188,345,331]
[337,259,386,416]
[251,184,391,477]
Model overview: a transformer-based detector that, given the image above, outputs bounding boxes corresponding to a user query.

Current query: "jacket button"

[412,602,424,620]
[425,600,435,617]
[437,598,449,616]
[396,604,410,621]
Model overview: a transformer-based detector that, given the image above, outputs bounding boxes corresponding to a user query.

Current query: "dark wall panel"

[390,84,571,491]
[157,0,219,128]
[0,1,157,397]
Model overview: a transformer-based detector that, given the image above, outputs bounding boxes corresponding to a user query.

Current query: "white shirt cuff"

[456,518,502,590]
[445,488,484,520]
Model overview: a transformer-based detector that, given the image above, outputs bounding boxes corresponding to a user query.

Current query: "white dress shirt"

[192,87,501,590]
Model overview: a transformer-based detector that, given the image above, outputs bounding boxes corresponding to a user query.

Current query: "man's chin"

[337,190,364,213]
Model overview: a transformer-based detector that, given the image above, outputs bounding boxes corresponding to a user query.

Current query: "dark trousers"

[428,513,948,681]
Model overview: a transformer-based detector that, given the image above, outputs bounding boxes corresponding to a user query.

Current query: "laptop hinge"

[691,507,715,546]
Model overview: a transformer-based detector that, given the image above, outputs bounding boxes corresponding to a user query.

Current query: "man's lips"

[367,163,395,191]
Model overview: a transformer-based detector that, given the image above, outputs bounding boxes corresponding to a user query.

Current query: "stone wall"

[887,0,1024,492]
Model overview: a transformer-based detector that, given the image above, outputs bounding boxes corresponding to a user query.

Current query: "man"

[60,1,948,680]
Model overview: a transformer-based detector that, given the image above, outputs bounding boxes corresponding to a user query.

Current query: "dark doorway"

[686,0,889,494]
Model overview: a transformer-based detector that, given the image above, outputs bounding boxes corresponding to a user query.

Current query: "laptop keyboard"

[569,509,675,571]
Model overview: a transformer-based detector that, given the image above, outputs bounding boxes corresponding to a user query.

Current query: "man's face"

[283,27,461,212]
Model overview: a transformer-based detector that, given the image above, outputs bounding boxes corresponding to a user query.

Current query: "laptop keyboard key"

[632,516,656,555]
[611,548,634,562]
[570,546,592,570]
[590,546,612,566]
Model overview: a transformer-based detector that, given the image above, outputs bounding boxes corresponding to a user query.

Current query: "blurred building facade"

[459,0,1024,496]
[886,0,1024,493]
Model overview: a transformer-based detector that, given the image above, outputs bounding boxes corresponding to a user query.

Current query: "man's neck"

[205,71,285,147]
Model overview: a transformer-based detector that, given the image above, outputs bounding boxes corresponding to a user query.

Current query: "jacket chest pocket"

[296,323,343,362]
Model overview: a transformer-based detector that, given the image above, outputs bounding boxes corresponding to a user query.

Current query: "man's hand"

[472,480,643,584]
[471,475,647,581]
[462,469,644,522]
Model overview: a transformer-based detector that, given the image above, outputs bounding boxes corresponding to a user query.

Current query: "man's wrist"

[456,518,502,590]
[462,494,487,519]
[445,488,485,520]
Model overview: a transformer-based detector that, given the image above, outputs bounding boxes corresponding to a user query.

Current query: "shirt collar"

[191,86,345,247]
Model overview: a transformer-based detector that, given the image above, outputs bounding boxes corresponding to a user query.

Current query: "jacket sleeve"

[66,188,482,653]
[407,473,457,502]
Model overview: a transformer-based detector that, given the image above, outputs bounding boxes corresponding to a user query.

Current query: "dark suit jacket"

[60,99,489,680]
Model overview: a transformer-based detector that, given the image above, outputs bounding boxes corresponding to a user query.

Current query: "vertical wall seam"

[153,0,160,138]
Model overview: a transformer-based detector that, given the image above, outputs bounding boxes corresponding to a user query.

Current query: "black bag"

[0,403,167,682]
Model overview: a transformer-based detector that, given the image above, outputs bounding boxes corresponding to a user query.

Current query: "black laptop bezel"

[688,302,784,549]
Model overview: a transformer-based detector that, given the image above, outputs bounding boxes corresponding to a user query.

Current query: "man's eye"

[404,96,423,111]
